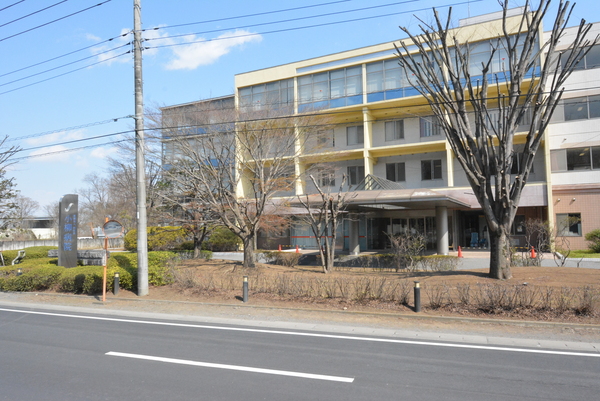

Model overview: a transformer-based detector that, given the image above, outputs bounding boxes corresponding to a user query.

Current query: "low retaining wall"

[0,238,124,251]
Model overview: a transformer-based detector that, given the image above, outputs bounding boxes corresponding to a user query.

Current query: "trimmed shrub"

[1,246,57,264]
[585,229,600,253]
[204,226,241,252]
[124,226,188,252]
[420,255,459,272]
[57,265,134,294]
[0,266,64,292]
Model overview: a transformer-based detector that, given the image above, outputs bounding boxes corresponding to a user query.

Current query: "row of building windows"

[561,45,600,71]
[562,95,600,121]
[551,146,600,171]
[239,36,551,112]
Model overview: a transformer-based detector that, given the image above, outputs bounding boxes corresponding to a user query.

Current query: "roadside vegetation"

[1,246,597,323]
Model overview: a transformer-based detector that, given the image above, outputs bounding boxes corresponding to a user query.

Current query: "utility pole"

[134,0,148,296]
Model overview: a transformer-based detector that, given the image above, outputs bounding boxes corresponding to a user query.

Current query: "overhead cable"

[0,0,68,29]
[0,0,112,43]
[0,50,130,95]
[144,0,351,31]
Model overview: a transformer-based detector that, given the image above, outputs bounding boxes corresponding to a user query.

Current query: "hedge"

[0,247,180,294]
[124,226,188,252]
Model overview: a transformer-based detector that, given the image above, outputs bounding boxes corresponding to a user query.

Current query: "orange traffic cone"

[296,245,300,253]
[458,246,463,258]
[278,244,282,251]
[531,246,536,259]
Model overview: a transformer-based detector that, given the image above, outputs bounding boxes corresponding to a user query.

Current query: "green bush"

[57,265,134,294]
[0,266,64,292]
[204,226,241,252]
[109,251,177,286]
[1,246,57,265]
[585,229,600,253]
[124,226,188,252]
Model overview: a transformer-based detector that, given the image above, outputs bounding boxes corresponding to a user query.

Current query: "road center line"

[106,351,354,382]
[2,307,599,358]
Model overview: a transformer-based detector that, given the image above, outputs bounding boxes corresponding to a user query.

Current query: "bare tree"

[0,136,19,225]
[163,102,324,268]
[394,0,597,278]
[297,175,348,273]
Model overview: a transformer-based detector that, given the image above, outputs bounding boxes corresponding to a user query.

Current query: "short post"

[414,281,421,313]
[243,275,248,303]
[16,267,22,276]
[114,272,120,295]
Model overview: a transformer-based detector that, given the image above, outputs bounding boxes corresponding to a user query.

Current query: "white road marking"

[2,307,599,358]
[106,351,354,382]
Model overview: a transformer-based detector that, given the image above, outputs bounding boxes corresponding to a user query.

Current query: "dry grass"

[164,259,600,323]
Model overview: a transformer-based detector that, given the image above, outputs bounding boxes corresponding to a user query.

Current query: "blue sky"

[1,0,598,215]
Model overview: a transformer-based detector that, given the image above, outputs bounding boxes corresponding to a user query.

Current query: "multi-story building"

[548,23,600,251]
[163,8,600,255]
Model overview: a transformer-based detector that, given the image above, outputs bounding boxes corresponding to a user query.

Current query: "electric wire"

[0,31,131,79]
[145,0,419,42]
[0,1,26,13]
[8,116,133,142]
[0,0,112,43]
[0,50,130,96]
[0,42,130,88]
[0,0,68,29]
[146,0,478,50]
[143,0,351,31]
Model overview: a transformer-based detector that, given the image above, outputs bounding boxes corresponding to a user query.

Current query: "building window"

[298,66,363,111]
[551,146,600,171]
[561,45,600,71]
[385,120,404,141]
[421,159,442,180]
[318,169,336,187]
[346,125,364,145]
[239,79,294,111]
[420,116,442,137]
[347,165,365,186]
[316,129,334,148]
[510,152,534,174]
[386,162,405,182]
[511,215,526,235]
[563,95,600,121]
[556,213,582,236]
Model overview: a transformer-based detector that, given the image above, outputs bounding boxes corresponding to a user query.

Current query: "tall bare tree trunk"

[489,229,512,279]
[243,236,256,268]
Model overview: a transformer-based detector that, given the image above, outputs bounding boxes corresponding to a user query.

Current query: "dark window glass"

[347,166,364,185]
[564,97,588,121]
[566,147,591,170]
[592,146,600,169]
[385,120,404,141]
[422,160,442,180]
[589,95,600,118]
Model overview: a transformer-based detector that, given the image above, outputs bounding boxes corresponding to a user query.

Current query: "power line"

[0,1,25,13]
[0,31,131,79]
[146,0,419,42]
[144,0,351,31]
[0,0,112,43]
[146,1,479,50]
[0,50,130,96]
[0,42,130,88]
[0,0,68,29]
[8,115,133,142]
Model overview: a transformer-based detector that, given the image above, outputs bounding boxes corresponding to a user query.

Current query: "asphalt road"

[1,305,599,401]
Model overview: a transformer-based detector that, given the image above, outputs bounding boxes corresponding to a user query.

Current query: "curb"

[5,290,600,332]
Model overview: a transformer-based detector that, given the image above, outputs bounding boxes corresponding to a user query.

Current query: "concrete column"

[349,215,360,255]
[435,205,449,255]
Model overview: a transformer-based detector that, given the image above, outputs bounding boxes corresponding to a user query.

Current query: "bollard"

[113,272,120,295]
[243,275,248,303]
[16,267,22,276]
[414,281,421,313]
